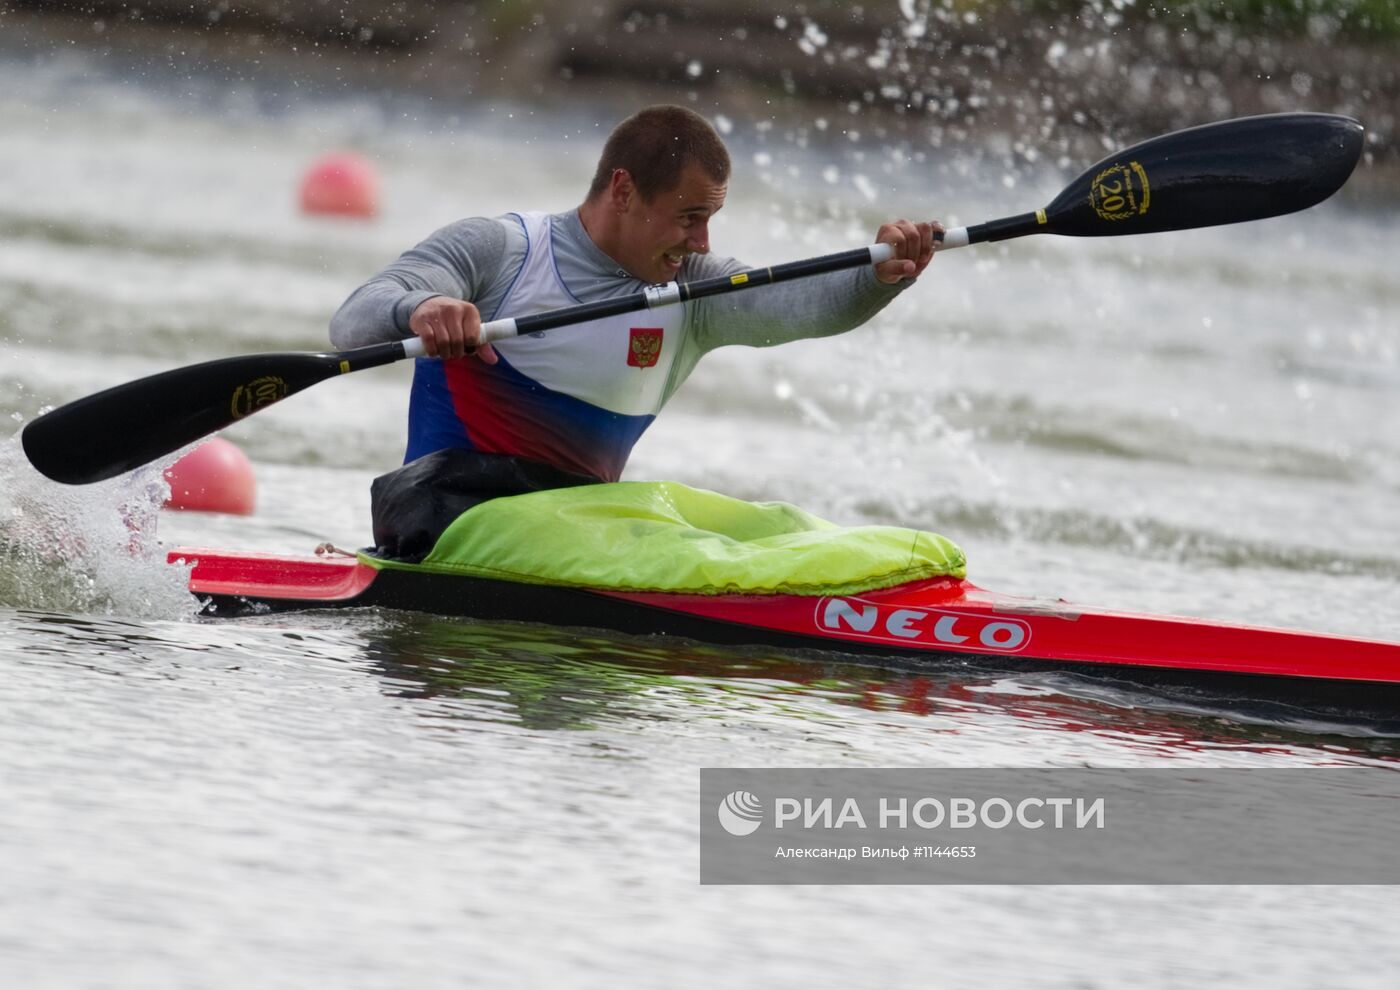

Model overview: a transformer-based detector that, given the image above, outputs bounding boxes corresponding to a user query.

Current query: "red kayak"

[171,546,1400,716]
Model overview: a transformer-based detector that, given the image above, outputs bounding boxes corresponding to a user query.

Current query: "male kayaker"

[330,105,940,557]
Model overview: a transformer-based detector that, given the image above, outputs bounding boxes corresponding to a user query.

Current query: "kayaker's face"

[617,164,726,284]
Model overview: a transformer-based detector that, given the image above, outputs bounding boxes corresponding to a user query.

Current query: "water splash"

[0,431,196,619]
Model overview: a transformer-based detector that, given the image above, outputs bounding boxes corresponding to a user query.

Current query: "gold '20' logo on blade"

[231,375,289,418]
[1090,161,1151,221]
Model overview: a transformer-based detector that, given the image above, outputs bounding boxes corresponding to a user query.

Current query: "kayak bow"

[172,547,1400,716]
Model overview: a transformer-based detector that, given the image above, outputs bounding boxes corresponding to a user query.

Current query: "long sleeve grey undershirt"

[329,210,910,393]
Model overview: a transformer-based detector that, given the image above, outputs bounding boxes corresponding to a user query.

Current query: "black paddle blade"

[1043,112,1364,237]
[21,351,343,484]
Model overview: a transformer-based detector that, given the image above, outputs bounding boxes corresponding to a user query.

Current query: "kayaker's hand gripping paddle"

[22,112,1363,485]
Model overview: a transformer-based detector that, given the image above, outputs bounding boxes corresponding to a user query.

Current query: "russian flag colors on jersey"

[404,212,688,481]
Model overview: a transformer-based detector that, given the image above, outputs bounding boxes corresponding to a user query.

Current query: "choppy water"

[2,32,1399,989]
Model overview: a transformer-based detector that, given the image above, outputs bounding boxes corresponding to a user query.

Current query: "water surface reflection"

[347,612,1400,760]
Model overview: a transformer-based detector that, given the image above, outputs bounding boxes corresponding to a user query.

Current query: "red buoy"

[299,151,380,219]
[164,438,257,515]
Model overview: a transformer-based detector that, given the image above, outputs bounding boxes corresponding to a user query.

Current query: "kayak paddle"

[21,112,1362,485]
[935,111,1364,248]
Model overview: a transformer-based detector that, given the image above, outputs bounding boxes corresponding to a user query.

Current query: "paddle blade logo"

[230,375,289,419]
[628,327,663,368]
[718,790,764,836]
[1090,161,1151,222]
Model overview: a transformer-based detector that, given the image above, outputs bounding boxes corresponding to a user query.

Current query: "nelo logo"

[717,790,764,836]
[816,598,1031,653]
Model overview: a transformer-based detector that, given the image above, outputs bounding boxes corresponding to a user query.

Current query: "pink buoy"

[164,438,257,515]
[299,151,380,219]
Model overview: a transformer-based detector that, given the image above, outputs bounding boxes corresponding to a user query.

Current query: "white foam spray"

[0,431,197,619]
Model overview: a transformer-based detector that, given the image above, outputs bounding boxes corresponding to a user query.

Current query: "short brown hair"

[586,105,731,202]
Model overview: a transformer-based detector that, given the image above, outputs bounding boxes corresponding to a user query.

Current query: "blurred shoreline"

[2,0,1397,196]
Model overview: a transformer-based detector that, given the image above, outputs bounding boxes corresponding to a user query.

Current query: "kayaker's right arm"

[328,217,513,353]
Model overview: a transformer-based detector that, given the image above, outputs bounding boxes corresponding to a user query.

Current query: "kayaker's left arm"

[689,219,942,351]
[872,219,940,285]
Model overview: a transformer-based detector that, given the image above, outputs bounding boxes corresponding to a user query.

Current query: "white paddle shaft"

[938,227,971,249]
